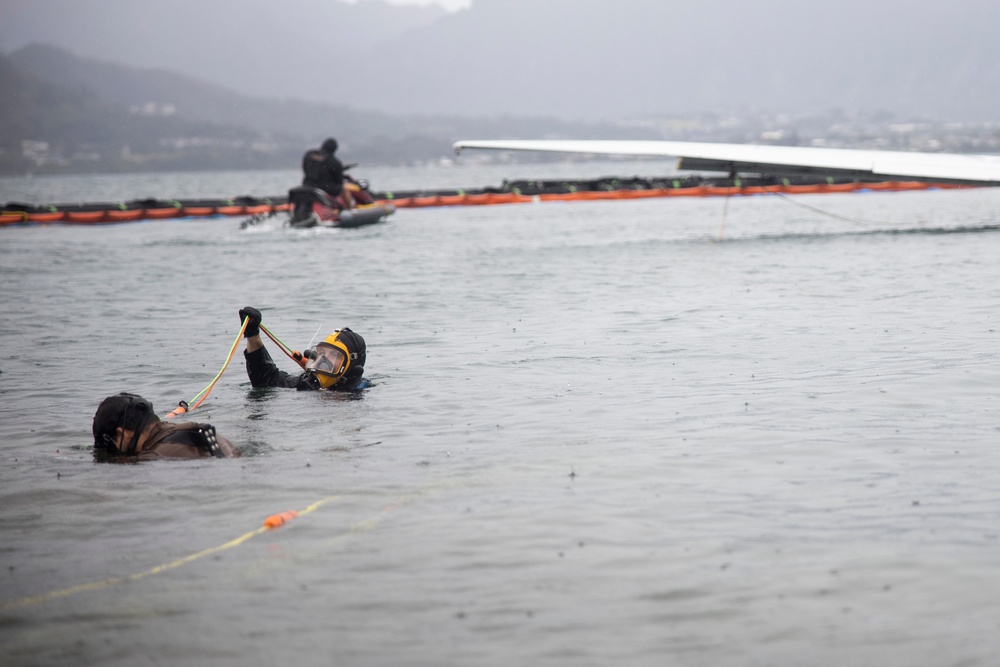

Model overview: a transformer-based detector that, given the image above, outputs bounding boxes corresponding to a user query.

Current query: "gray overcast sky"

[350,0,471,9]
[5,0,997,122]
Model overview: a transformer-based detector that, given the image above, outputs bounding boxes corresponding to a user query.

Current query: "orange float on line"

[24,211,65,223]
[144,207,183,219]
[64,211,107,223]
[264,510,300,529]
[1,212,29,226]
[105,209,146,222]
[782,183,824,194]
[619,188,670,199]
[702,185,741,196]
[181,206,215,217]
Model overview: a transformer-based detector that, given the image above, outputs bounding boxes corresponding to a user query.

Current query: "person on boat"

[302,138,354,209]
[92,392,240,460]
[239,306,369,392]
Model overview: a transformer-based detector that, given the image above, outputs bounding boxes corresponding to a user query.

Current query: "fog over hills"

[1,43,664,174]
[0,0,446,103]
[3,0,999,122]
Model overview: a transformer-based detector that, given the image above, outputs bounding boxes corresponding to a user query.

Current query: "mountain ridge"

[1,44,663,174]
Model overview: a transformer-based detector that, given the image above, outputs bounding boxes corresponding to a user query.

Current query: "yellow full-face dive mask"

[304,335,352,389]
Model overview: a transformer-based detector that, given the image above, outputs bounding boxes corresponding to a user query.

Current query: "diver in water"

[301,138,354,208]
[239,306,369,392]
[92,392,240,460]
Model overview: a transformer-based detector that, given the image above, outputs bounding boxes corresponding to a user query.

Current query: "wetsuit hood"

[92,392,159,453]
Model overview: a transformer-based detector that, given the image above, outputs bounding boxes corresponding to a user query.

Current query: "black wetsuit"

[244,345,367,392]
[302,148,345,198]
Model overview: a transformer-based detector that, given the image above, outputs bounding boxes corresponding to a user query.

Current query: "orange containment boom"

[376,176,972,209]
[2,176,978,227]
[1,196,289,227]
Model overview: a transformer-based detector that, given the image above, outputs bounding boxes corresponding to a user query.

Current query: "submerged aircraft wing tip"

[453,140,482,153]
[447,139,1000,184]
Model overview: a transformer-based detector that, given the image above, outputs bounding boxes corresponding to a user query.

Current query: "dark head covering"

[321,138,338,154]
[335,327,366,386]
[92,393,159,451]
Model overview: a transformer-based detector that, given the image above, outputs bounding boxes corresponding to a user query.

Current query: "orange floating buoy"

[264,510,300,529]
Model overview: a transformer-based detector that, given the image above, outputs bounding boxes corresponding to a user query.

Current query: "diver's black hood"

[92,392,158,450]
[335,327,366,386]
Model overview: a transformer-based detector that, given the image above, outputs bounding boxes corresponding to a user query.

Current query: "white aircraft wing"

[453,139,1000,185]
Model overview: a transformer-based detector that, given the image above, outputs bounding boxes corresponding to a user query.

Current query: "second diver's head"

[321,138,338,154]
[92,392,159,455]
[304,328,366,389]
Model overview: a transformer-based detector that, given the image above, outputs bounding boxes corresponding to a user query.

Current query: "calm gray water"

[2,162,999,666]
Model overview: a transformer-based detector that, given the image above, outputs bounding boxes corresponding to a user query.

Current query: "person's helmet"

[321,138,338,154]
[304,328,365,389]
[92,392,157,453]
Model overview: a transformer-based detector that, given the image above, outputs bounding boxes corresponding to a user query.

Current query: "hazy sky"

[6,0,996,123]
[350,0,472,9]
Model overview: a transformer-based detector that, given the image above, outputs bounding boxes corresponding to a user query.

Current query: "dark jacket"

[302,148,345,197]
[245,345,321,390]
[244,345,368,392]
[137,420,240,459]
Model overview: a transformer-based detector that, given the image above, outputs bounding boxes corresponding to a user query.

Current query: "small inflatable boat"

[287,186,395,229]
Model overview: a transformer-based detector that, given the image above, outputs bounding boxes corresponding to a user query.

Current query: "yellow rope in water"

[770,191,883,227]
[165,317,249,419]
[187,316,250,411]
[0,496,340,613]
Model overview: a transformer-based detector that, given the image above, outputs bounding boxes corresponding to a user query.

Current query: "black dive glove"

[239,307,262,338]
